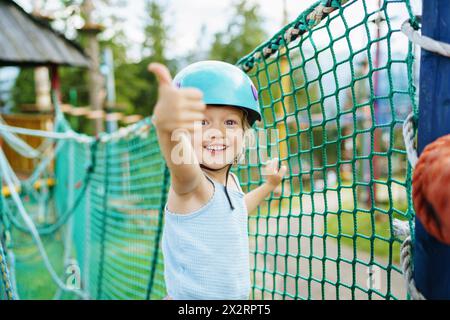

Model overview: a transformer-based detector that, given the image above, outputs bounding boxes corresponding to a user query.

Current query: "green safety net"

[236,0,417,300]
[56,124,169,300]
[0,0,417,300]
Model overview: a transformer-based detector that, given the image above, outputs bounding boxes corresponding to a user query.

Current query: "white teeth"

[206,145,226,151]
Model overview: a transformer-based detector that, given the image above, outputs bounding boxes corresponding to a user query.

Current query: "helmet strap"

[199,164,230,172]
[200,162,236,211]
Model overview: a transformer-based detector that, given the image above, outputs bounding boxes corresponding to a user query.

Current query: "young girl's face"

[191,105,245,170]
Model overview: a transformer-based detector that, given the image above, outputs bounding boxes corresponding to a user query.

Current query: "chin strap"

[200,164,235,211]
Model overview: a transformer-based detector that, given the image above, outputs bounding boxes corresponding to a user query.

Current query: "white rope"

[400,110,427,300]
[402,19,450,58]
[0,117,41,159]
[25,139,66,187]
[0,123,93,144]
[54,142,76,300]
[83,169,91,294]
[393,219,410,239]
[53,220,75,300]
[400,237,425,300]
[2,148,21,187]
[0,115,153,146]
[0,115,70,162]
[6,249,19,300]
[403,112,418,169]
[1,229,19,300]
[1,137,63,228]
[98,116,152,143]
[0,131,40,159]
[0,149,89,300]
[0,125,67,196]
[36,137,55,155]
[0,139,57,195]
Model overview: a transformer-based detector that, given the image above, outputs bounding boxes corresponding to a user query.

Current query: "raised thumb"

[148,62,173,87]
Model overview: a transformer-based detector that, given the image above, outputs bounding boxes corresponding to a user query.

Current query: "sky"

[14,0,422,62]
[113,0,315,60]
[12,0,340,61]
[3,0,422,112]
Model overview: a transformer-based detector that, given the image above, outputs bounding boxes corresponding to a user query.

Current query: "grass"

[13,233,70,300]
[326,195,409,263]
[249,181,409,264]
[6,176,409,299]
[9,234,167,300]
[326,211,403,263]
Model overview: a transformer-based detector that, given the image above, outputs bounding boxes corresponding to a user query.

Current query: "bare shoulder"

[166,176,214,214]
[229,172,244,193]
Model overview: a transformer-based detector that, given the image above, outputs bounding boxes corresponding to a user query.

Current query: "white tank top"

[162,173,251,300]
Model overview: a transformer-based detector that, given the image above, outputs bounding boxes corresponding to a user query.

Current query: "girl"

[149,60,287,300]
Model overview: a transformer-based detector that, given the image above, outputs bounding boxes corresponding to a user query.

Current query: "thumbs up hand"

[148,63,206,133]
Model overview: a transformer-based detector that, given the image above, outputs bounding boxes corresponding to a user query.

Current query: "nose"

[204,120,226,141]
[205,127,224,141]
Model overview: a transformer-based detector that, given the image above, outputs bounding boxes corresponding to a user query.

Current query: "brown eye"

[202,120,209,126]
[225,119,238,126]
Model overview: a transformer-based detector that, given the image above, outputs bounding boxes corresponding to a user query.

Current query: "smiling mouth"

[204,144,228,153]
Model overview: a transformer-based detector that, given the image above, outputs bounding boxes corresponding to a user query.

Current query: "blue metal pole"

[102,47,117,133]
[415,0,450,300]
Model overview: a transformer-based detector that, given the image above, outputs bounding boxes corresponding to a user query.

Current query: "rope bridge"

[0,0,418,300]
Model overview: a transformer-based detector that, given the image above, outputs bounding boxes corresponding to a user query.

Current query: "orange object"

[413,134,450,245]
[0,113,54,176]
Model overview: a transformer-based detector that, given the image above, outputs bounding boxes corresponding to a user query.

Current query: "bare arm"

[244,158,287,213]
[155,129,206,194]
[149,63,209,195]
[245,182,277,213]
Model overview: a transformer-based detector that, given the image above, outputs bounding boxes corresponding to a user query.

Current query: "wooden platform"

[0,112,54,175]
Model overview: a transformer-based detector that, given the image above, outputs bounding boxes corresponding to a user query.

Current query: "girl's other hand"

[263,158,287,193]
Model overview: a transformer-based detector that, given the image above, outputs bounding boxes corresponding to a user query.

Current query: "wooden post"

[103,47,117,133]
[81,0,105,134]
[32,1,52,112]
[34,67,52,112]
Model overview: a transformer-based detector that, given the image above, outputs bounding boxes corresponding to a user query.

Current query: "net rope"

[0,0,418,300]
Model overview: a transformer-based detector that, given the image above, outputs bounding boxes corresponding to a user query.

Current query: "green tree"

[142,0,167,61]
[132,0,174,116]
[209,0,267,64]
[11,69,35,109]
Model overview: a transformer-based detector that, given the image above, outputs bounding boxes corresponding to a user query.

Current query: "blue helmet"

[173,60,262,126]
